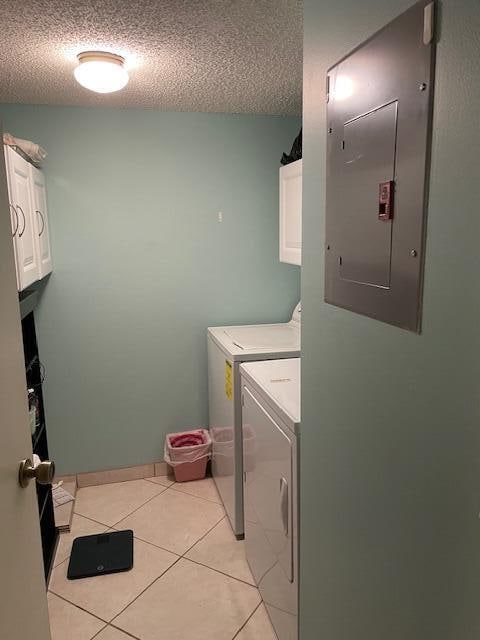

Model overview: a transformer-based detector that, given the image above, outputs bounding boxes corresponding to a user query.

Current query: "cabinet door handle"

[10,204,19,237]
[16,205,26,238]
[279,476,289,537]
[36,210,45,236]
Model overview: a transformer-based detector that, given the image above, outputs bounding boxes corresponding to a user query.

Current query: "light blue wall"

[1,105,300,474]
[302,1,480,638]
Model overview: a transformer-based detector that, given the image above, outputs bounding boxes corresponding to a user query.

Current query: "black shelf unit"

[21,310,58,583]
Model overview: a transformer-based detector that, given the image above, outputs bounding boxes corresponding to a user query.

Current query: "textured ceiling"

[0,0,302,115]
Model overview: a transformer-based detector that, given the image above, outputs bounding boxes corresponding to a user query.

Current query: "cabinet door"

[279,159,302,266]
[3,147,20,290]
[5,147,39,290]
[29,165,53,279]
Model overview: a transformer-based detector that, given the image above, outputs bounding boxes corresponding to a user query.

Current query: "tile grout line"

[160,483,224,507]
[93,623,143,640]
[55,520,181,569]
[74,483,169,530]
[109,554,184,628]
[52,513,110,568]
[106,624,143,640]
[108,515,239,631]
[51,546,261,640]
[76,476,157,490]
[183,555,257,589]
[48,591,111,626]
[51,530,182,575]
[89,622,112,640]
[73,482,223,625]
[231,601,263,640]
[111,512,226,570]
[52,553,261,640]
[169,485,223,505]
[74,479,221,530]
[70,512,113,528]
[109,487,225,554]
[110,510,230,564]
[49,553,183,629]
[143,477,174,487]
[109,528,184,557]
[110,548,258,637]
[109,487,169,528]
[180,513,227,557]
[52,480,260,637]
[50,493,184,620]
[168,507,262,636]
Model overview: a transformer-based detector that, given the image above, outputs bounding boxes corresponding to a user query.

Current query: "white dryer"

[207,303,300,538]
[240,358,300,640]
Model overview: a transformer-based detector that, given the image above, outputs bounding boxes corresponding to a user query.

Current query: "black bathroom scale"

[67,530,134,580]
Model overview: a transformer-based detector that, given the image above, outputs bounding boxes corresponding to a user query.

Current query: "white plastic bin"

[164,429,211,482]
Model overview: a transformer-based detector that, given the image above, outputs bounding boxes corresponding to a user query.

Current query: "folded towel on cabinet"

[3,132,47,164]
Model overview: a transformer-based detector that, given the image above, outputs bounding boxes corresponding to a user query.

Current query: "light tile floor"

[47,477,277,640]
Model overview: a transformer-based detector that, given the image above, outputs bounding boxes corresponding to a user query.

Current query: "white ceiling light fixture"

[74,51,129,94]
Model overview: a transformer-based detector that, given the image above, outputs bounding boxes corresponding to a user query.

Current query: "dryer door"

[243,386,293,585]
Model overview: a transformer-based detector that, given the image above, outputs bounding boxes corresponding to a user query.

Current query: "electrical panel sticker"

[225,360,233,400]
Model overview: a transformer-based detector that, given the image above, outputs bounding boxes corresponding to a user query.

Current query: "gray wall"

[1,105,300,474]
[301,1,480,638]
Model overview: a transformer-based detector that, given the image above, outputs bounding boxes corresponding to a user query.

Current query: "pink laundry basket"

[164,429,211,483]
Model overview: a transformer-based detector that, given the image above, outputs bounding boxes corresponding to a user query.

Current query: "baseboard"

[53,462,170,532]
[73,461,169,489]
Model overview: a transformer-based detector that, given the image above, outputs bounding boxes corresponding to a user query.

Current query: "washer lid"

[223,323,300,351]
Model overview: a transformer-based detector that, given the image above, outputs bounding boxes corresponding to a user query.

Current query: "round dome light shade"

[74,51,129,93]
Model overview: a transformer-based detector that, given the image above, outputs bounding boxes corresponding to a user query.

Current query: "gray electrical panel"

[325,0,436,332]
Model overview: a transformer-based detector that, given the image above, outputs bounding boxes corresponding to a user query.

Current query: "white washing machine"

[208,303,300,538]
[240,358,300,640]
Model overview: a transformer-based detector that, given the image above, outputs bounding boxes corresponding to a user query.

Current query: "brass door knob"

[18,458,55,488]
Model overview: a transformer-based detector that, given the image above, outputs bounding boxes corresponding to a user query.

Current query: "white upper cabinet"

[279,159,302,266]
[5,146,40,291]
[29,164,53,279]
[3,148,20,290]
[4,146,53,291]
